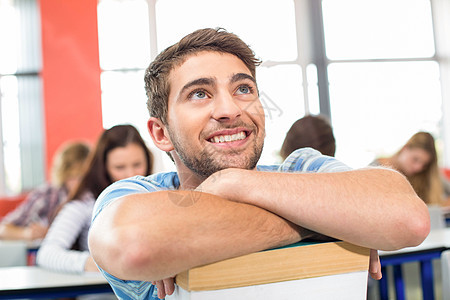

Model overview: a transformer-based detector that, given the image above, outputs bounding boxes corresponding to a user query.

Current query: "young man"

[89,28,430,300]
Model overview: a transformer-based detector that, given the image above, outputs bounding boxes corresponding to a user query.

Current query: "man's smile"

[205,127,252,147]
[208,130,249,144]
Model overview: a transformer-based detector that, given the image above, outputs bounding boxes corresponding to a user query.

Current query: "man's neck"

[172,157,205,190]
[176,170,205,190]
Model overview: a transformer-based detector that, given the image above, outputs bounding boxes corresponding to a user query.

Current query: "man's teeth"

[210,132,246,143]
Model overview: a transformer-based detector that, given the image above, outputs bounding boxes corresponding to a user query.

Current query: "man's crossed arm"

[89,167,429,294]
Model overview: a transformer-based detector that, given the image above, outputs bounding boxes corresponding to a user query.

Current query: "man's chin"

[211,158,257,172]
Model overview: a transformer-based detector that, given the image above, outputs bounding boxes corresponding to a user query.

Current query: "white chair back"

[442,250,450,300]
[428,205,446,230]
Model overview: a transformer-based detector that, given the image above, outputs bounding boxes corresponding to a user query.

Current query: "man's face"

[164,51,265,179]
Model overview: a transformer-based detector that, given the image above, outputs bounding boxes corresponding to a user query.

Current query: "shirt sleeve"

[279,148,352,173]
[36,199,92,274]
[92,176,163,224]
[98,269,159,300]
[1,186,50,226]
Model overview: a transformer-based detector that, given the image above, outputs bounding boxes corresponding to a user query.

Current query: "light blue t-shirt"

[91,148,351,299]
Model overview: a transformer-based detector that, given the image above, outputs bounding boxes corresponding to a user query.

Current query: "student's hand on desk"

[24,223,48,240]
[84,256,100,272]
[152,277,175,299]
[369,249,382,280]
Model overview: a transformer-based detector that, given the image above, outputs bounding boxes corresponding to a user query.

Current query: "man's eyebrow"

[179,77,215,96]
[230,73,257,85]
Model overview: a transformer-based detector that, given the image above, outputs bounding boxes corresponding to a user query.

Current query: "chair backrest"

[0,193,28,220]
[442,250,450,300]
[428,205,446,230]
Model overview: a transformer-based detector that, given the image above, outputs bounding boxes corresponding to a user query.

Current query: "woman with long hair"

[372,131,443,205]
[37,124,153,273]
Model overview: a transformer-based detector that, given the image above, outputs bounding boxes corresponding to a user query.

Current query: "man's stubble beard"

[168,129,264,180]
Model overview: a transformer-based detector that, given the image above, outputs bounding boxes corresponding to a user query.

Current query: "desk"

[379,228,450,300]
[0,240,27,267]
[0,266,113,299]
[0,239,42,267]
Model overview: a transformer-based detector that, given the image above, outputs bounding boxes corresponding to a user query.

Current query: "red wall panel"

[40,0,103,177]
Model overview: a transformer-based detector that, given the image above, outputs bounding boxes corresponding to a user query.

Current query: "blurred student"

[371,131,445,205]
[37,124,153,273]
[280,114,336,160]
[0,142,90,241]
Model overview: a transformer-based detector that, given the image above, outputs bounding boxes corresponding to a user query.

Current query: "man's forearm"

[198,167,430,251]
[89,190,308,281]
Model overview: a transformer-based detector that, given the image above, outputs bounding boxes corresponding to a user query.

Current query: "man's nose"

[211,92,242,122]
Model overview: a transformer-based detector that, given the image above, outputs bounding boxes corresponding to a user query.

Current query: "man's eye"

[236,85,252,95]
[189,90,208,100]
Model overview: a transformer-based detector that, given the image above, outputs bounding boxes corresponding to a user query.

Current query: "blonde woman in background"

[371,131,446,205]
[0,142,90,240]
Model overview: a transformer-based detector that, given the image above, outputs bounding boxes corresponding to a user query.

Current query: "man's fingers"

[163,277,175,295]
[153,277,175,299]
[155,280,166,299]
[369,249,382,280]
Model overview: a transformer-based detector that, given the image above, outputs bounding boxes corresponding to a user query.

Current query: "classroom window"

[97,0,151,70]
[322,0,435,60]
[0,0,44,195]
[97,0,152,136]
[154,0,298,62]
[306,64,320,115]
[321,0,442,168]
[0,76,21,194]
[100,70,149,135]
[98,0,448,170]
[328,61,442,167]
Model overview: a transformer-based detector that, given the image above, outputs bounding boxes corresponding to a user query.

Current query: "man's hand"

[152,277,175,299]
[195,168,235,197]
[369,249,382,280]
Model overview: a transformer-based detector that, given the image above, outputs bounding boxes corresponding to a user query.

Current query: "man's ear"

[148,117,174,152]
